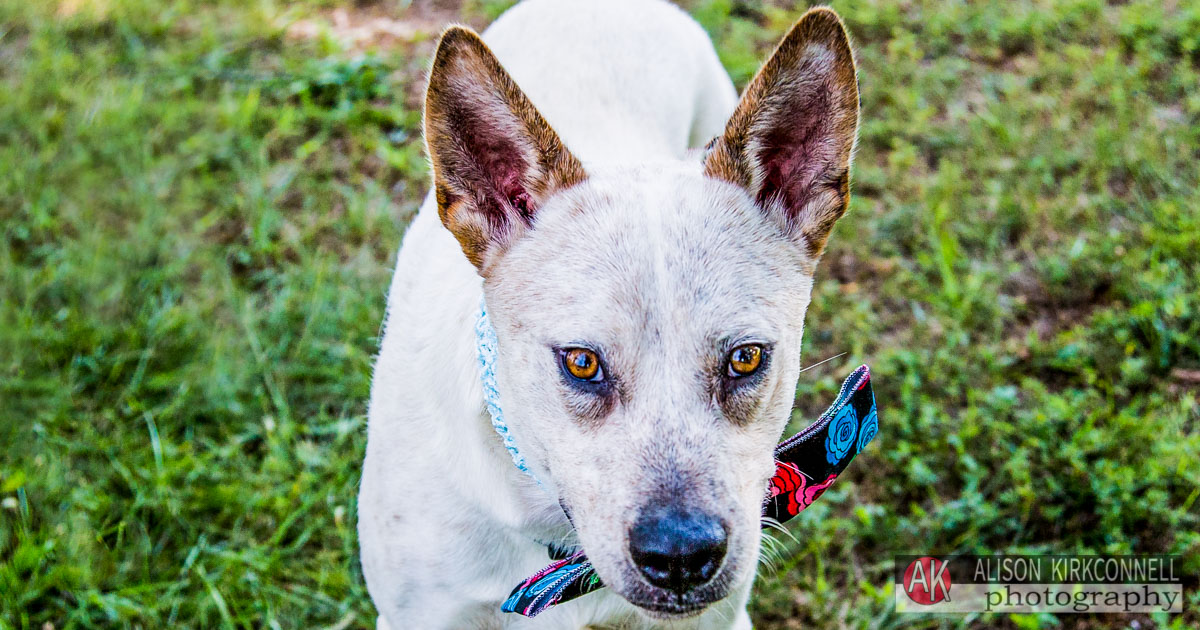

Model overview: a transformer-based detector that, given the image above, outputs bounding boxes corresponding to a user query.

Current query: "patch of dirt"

[825,251,899,285]
[1001,266,1114,347]
[56,0,112,19]
[282,1,478,109]
[0,28,30,78]
[284,1,468,54]
[1169,368,1200,396]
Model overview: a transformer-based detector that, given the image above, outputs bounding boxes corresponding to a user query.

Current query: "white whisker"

[799,351,847,374]
[760,517,799,545]
[757,532,783,574]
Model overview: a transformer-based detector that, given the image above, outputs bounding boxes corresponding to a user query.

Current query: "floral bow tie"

[501,365,879,617]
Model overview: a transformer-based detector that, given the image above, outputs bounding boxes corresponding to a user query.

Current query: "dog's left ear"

[704,8,859,258]
[424,26,587,271]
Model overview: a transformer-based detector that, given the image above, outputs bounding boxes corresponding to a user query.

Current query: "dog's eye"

[561,348,603,382]
[727,344,764,377]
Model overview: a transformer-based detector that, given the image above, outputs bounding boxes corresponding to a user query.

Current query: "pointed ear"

[703,8,859,258]
[424,26,587,270]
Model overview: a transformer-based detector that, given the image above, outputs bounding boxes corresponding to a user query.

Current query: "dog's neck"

[469,294,577,549]
[474,298,538,481]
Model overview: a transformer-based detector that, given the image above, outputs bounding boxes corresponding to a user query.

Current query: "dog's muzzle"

[500,365,879,618]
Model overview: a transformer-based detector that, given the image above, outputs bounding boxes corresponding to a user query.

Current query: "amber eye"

[727,344,764,377]
[562,348,602,381]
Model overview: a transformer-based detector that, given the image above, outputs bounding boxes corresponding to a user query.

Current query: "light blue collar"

[475,298,538,481]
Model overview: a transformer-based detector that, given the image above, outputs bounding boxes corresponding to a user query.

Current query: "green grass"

[1,0,1197,628]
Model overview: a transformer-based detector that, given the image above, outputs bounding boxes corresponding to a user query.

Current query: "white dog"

[358,0,860,627]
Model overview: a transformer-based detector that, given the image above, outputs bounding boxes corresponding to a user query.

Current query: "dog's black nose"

[628,505,727,593]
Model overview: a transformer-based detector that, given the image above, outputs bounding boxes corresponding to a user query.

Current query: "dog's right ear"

[424,26,587,271]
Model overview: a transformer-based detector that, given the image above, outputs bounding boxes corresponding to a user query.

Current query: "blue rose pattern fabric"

[824,403,859,464]
[856,406,878,453]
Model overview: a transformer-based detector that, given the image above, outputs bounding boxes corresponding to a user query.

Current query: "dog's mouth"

[615,561,736,620]
[634,600,709,619]
[621,584,730,619]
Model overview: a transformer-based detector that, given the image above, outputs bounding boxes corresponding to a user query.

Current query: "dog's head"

[425,9,858,619]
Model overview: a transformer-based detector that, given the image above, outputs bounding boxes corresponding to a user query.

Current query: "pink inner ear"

[443,96,533,229]
[508,189,531,218]
[755,87,838,222]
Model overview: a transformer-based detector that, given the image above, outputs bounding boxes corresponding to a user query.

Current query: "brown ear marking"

[703,7,860,258]
[424,25,586,269]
